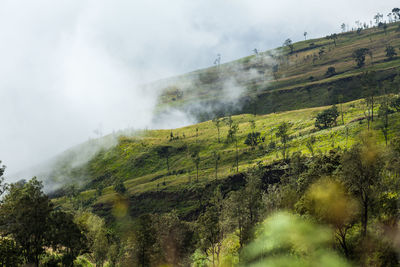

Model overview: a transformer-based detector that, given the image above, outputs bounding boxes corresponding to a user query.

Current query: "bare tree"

[341,23,346,32]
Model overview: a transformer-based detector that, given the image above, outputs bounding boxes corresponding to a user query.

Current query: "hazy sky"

[0,0,398,177]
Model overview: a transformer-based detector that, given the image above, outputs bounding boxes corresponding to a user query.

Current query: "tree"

[393,8,400,21]
[374,13,383,25]
[133,214,157,267]
[378,96,391,146]
[315,106,339,130]
[338,94,345,125]
[325,66,337,77]
[114,179,127,195]
[341,132,384,237]
[152,211,193,266]
[276,122,290,160]
[224,169,263,249]
[244,132,262,149]
[378,22,388,34]
[191,149,201,182]
[327,33,338,46]
[362,71,378,124]
[212,151,221,181]
[385,45,397,60]
[390,96,400,112]
[198,206,221,267]
[305,136,317,156]
[0,161,6,199]
[283,38,294,54]
[341,23,346,32]
[352,48,370,68]
[212,117,223,143]
[223,190,247,248]
[299,178,358,258]
[47,211,87,266]
[0,178,53,266]
[244,119,263,150]
[304,31,308,40]
[226,117,239,172]
[156,146,172,173]
[383,23,388,35]
[75,211,108,267]
[0,238,23,266]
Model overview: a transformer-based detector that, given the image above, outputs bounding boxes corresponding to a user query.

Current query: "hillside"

[44,22,400,221]
[154,21,400,121]
[3,13,400,267]
[50,96,400,221]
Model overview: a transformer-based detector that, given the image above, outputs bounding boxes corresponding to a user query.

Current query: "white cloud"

[0,0,398,178]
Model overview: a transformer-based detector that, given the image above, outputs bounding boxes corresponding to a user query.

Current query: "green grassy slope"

[155,22,400,120]
[52,97,400,220]
[48,22,400,220]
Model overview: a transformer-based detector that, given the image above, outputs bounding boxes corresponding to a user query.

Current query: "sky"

[0,0,398,178]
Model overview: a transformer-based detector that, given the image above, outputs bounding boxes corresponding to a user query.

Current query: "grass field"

[52,96,400,219]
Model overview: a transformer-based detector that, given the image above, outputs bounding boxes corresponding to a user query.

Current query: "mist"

[1,0,398,180]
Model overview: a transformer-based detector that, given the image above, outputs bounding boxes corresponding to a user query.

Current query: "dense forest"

[2,7,400,267]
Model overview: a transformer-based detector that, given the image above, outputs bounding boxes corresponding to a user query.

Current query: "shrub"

[315,106,339,130]
[325,67,336,77]
[244,132,264,149]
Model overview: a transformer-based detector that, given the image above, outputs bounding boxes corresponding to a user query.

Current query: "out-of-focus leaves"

[241,212,352,267]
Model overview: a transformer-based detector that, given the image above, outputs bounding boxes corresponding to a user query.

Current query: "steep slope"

[44,22,400,220]
[51,97,400,220]
[154,21,400,121]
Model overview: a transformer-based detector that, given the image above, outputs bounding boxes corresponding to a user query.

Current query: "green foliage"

[47,211,87,266]
[241,212,351,267]
[191,148,201,182]
[114,179,127,195]
[0,238,23,266]
[352,48,370,68]
[153,211,194,266]
[244,132,263,149]
[325,66,337,77]
[156,145,172,172]
[197,205,222,266]
[390,95,400,112]
[276,121,290,160]
[132,214,157,267]
[283,38,294,53]
[212,150,221,180]
[212,117,223,143]
[340,132,384,237]
[305,136,317,156]
[0,177,85,266]
[75,211,109,267]
[315,105,339,130]
[0,178,53,266]
[385,45,397,60]
[222,169,264,248]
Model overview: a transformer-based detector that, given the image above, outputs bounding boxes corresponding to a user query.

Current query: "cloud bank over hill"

[0,0,398,179]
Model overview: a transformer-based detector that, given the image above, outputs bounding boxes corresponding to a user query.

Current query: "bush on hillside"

[325,67,337,77]
[315,106,339,130]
